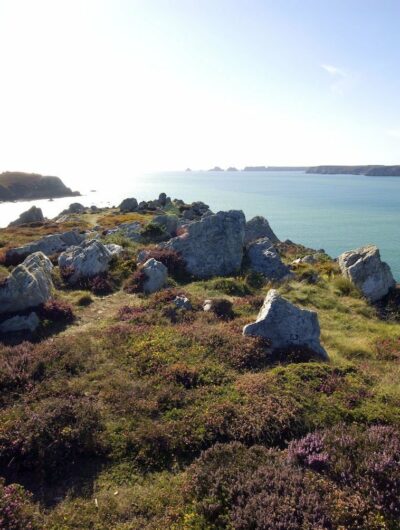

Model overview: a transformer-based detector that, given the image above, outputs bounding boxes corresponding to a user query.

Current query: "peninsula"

[0,172,80,202]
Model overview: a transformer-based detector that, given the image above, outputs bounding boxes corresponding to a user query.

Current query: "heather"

[0,208,400,529]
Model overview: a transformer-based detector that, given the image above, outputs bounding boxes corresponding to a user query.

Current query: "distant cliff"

[0,172,80,202]
[243,166,308,171]
[307,165,400,176]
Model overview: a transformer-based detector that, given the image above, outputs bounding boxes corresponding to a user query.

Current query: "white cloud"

[321,64,349,94]
[321,64,346,77]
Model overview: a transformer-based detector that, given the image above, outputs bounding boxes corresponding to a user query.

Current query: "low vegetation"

[1,211,400,529]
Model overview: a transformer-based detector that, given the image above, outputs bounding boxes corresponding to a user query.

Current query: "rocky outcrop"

[119,198,138,212]
[152,214,179,236]
[59,203,86,215]
[142,258,168,294]
[0,252,54,314]
[162,210,246,279]
[5,231,85,263]
[338,245,395,302]
[244,216,279,245]
[109,221,142,242]
[0,312,40,334]
[246,238,291,280]
[243,289,328,359]
[58,240,116,284]
[180,201,212,221]
[8,206,44,227]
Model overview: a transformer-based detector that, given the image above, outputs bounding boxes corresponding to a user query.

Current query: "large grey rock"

[244,216,279,245]
[8,206,44,227]
[338,245,395,302]
[6,231,85,262]
[152,214,178,236]
[247,237,291,280]
[0,252,54,314]
[119,197,138,212]
[110,221,142,242]
[162,210,246,279]
[142,258,168,294]
[243,289,328,359]
[59,203,86,215]
[0,312,40,334]
[58,240,114,283]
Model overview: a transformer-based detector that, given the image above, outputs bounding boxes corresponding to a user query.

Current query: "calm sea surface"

[1,170,400,278]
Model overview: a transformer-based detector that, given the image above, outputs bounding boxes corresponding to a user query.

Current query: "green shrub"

[211,278,250,296]
[77,293,94,306]
[140,222,168,242]
[333,276,360,297]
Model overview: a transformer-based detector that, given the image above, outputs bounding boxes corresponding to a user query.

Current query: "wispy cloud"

[321,63,348,94]
[321,64,346,77]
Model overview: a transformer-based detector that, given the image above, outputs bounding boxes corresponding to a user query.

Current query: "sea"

[1,170,400,279]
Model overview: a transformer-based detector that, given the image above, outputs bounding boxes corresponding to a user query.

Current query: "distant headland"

[187,165,400,175]
[306,165,400,176]
[0,172,80,203]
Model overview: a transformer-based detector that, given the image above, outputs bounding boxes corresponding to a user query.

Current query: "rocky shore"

[1,192,400,528]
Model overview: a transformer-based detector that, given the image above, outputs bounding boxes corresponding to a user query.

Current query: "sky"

[0,0,399,187]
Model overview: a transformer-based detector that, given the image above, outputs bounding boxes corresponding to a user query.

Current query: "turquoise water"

[1,170,400,278]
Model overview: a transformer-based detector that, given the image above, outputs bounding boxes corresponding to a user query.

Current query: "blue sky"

[0,0,399,181]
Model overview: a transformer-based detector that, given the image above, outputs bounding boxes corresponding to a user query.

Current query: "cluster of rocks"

[6,230,85,263]
[119,193,172,213]
[3,190,398,358]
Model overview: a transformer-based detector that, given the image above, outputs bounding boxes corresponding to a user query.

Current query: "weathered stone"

[162,210,246,279]
[158,192,167,206]
[174,295,192,310]
[244,216,279,245]
[292,254,317,265]
[142,258,168,294]
[111,221,142,242]
[0,252,54,314]
[8,206,44,227]
[246,237,291,280]
[243,289,328,359]
[58,240,114,283]
[6,231,85,262]
[104,244,123,256]
[152,214,179,236]
[0,312,40,334]
[119,197,138,212]
[66,203,85,214]
[203,299,213,312]
[338,245,395,302]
